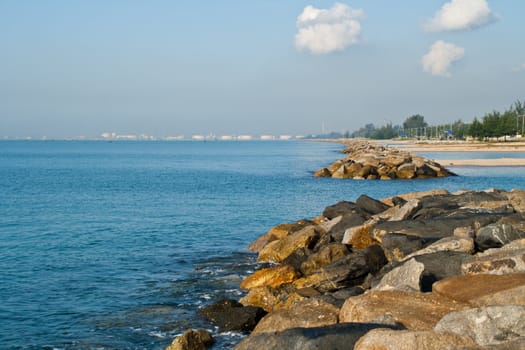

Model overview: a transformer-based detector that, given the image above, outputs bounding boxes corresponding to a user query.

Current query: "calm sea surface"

[1,140,525,350]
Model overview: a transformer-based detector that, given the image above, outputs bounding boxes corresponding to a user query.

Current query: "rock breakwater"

[167,188,525,349]
[314,140,455,180]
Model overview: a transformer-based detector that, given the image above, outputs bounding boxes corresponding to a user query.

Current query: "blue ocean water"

[1,140,525,350]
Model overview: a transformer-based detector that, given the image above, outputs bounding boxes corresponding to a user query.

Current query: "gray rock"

[356,194,390,215]
[235,323,400,350]
[475,223,525,251]
[434,305,525,346]
[402,236,475,260]
[381,233,429,262]
[374,258,424,292]
[327,212,368,242]
[322,201,359,219]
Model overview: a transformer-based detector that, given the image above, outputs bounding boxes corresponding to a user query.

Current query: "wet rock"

[432,273,525,307]
[165,329,214,350]
[354,329,477,350]
[258,225,320,263]
[340,290,468,330]
[475,223,525,251]
[294,245,387,293]
[434,305,525,346]
[356,194,390,215]
[374,258,424,292]
[235,323,400,350]
[381,233,429,262]
[199,300,266,332]
[300,243,350,275]
[251,298,339,334]
[240,264,300,290]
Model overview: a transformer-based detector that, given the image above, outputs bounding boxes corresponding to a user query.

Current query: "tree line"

[349,100,525,141]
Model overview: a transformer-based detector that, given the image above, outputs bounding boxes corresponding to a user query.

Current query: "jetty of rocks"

[314,140,455,180]
[166,188,525,350]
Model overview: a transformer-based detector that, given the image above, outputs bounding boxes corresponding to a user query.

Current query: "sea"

[1,140,525,350]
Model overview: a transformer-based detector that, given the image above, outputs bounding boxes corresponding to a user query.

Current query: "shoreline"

[315,139,525,167]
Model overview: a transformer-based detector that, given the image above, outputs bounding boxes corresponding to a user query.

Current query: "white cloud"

[424,0,497,32]
[422,40,465,77]
[295,3,363,54]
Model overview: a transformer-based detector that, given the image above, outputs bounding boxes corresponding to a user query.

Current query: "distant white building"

[238,135,253,141]
[260,135,275,140]
[279,135,293,140]
[219,135,234,141]
[192,135,206,141]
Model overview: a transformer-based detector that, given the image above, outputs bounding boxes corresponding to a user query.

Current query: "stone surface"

[258,225,319,263]
[354,329,477,350]
[293,245,387,293]
[248,220,314,253]
[381,233,428,262]
[432,273,525,306]
[475,223,525,251]
[251,298,339,334]
[341,219,378,249]
[505,189,525,212]
[199,299,266,332]
[374,199,421,221]
[300,243,350,275]
[380,189,450,206]
[322,201,359,219]
[356,194,391,215]
[239,284,304,312]
[434,305,525,346]
[165,329,214,350]
[374,258,424,292]
[340,290,468,330]
[327,213,368,243]
[235,323,400,350]
[403,236,475,260]
[240,264,300,290]
[461,246,525,275]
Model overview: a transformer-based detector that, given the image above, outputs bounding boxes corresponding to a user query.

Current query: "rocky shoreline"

[314,140,455,180]
[166,186,525,349]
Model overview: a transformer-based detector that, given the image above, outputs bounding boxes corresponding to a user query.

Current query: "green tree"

[469,118,483,139]
[403,114,428,130]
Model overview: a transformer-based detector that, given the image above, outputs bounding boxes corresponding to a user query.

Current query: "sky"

[1,0,524,138]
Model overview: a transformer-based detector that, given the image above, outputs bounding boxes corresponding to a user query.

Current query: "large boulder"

[326,213,368,242]
[373,258,424,292]
[354,329,477,350]
[381,233,429,262]
[374,199,421,221]
[322,201,359,219]
[239,284,303,312]
[258,225,320,263]
[462,241,525,275]
[300,243,350,275]
[396,163,416,179]
[235,323,400,350]
[340,290,468,330]
[199,300,266,332]
[402,236,475,260]
[293,245,387,293]
[475,223,525,251]
[505,189,525,212]
[380,189,450,206]
[356,194,390,215]
[433,273,525,307]
[240,264,300,290]
[165,329,214,350]
[248,220,314,253]
[434,305,525,346]
[341,219,378,249]
[251,298,339,334]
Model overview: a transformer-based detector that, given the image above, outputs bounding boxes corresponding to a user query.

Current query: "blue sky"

[1,0,524,138]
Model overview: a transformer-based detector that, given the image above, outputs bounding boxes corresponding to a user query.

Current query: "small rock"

[300,243,350,275]
[374,199,421,221]
[165,329,214,350]
[475,223,525,251]
[258,225,319,263]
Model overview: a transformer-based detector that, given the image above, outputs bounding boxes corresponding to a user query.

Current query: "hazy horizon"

[1,1,524,139]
